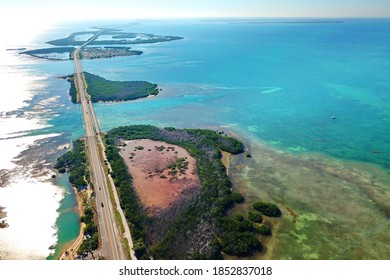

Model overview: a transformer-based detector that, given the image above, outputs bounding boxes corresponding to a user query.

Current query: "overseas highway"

[72,32,135,260]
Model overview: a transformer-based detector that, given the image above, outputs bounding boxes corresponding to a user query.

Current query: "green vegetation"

[78,207,99,256]
[167,157,189,175]
[104,125,246,259]
[21,47,75,60]
[248,211,263,223]
[58,167,66,174]
[255,224,272,236]
[231,192,245,203]
[67,72,159,103]
[55,139,87,190]
[155,145,165,152]
[68,77,77,103]
[220,231,262,256]
[54,126,272,258]
[103,134,150,260]
[124,238,132,260]
[252,202,282,217]
[168,169,178,176]
[217,215,262,256]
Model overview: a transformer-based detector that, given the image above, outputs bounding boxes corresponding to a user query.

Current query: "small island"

[71,47,143,60]
[55,125,285,259]
[21,47,75,61]
[6,48,27,51]
[65,72,159,103]
[252,201,282,217]
[102,125,258,259]
[56,125,269,259]
[21,46,143,61]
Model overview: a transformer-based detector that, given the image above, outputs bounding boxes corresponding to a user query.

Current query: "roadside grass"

[97,141,131,259]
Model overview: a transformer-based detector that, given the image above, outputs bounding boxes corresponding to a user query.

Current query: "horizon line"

[58,16,390,22]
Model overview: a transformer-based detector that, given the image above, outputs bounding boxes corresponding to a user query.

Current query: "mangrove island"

[65,72,159,103]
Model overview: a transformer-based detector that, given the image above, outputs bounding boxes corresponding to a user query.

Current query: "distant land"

[20,29,183,61]
[6,48,27,51]
[229,19,344,24]
[21,47,75,60]
[71,47,143,60]
[21,47,143,61]
[46,30,183,46]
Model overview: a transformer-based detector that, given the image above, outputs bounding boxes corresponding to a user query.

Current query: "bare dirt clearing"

[120,140,200,215]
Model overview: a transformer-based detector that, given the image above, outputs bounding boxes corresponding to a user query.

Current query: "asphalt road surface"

[73,33,124,259]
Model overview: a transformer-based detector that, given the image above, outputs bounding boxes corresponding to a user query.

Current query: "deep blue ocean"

[1,19,389,259]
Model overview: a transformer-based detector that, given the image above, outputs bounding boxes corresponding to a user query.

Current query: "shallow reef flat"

[229,134,390,259]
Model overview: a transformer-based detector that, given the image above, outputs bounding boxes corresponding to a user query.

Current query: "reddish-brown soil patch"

[119,140,200,215]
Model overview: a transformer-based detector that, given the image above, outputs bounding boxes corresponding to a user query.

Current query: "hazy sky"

[1,0,390,21]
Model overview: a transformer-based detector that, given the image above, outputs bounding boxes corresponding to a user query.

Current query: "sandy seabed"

[228,134,390,260]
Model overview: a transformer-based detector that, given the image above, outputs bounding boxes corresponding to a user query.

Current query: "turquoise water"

[85,20,390,170]
[83,20,390,259]
[48,173,79,260]
[2,19,390,259]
